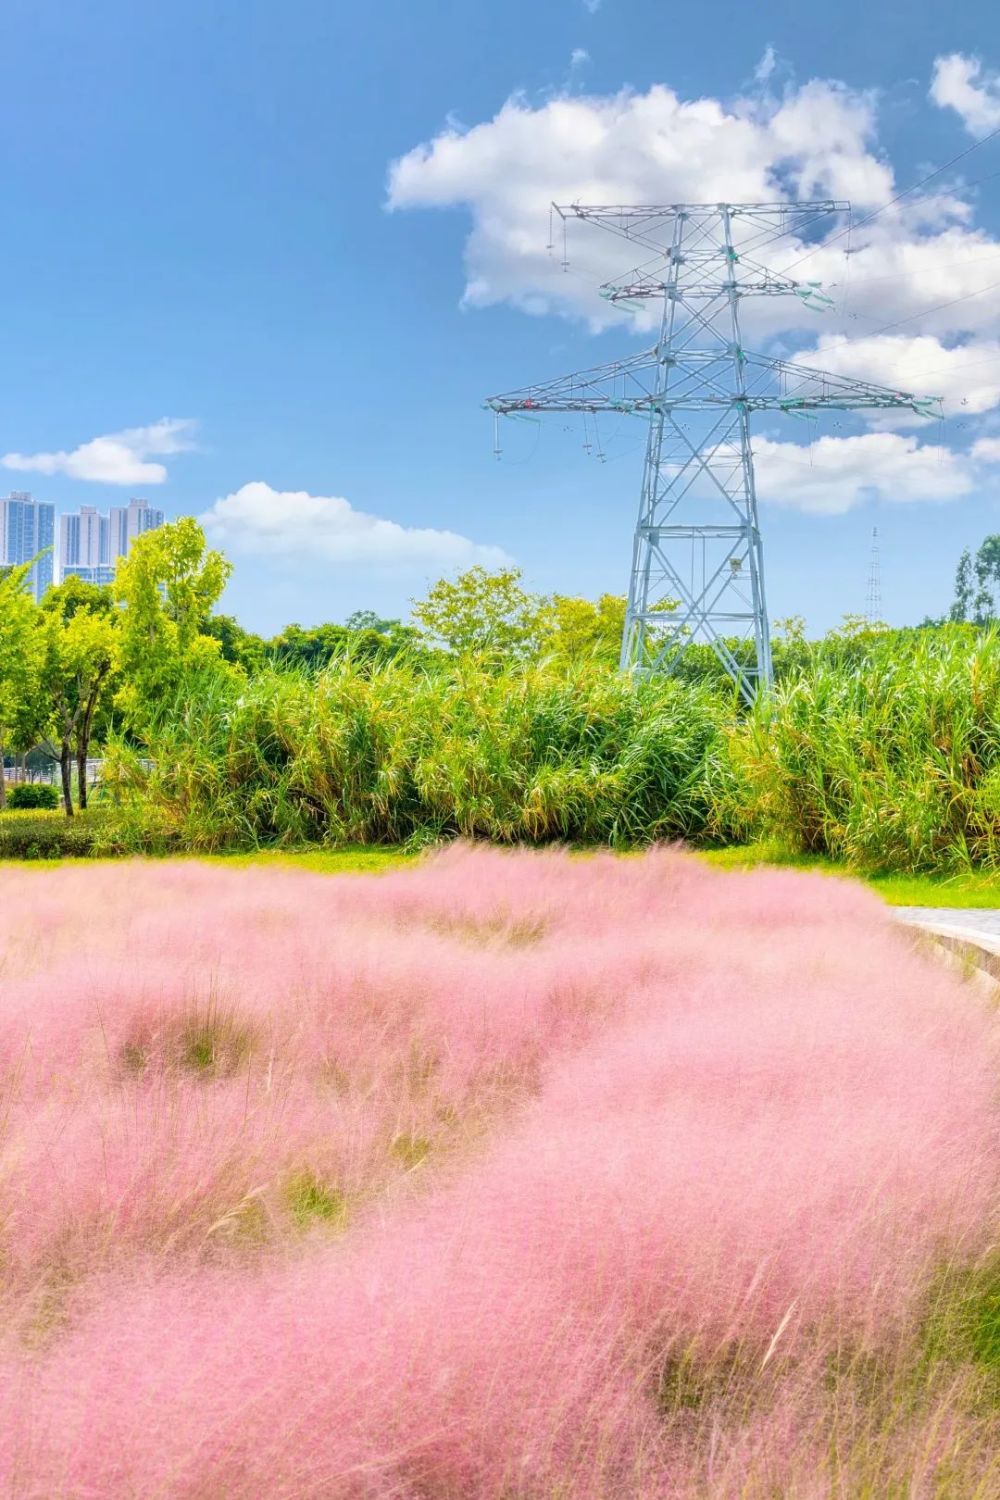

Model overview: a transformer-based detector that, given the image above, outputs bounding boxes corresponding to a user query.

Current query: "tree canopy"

[0,564,46,808]
[951,535,1000,625]
[411,566,548,662]
[113,517,232,727]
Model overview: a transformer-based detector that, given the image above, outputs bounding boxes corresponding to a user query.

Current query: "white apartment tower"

[60,497,164,584]
[0,491,56,600]
[108,497,165,561]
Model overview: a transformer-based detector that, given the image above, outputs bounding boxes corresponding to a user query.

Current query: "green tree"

[268,622,357,671]
[411,566,545,662]
[951,547,975,623]
[114,518,232,730]
[268,619,423,672]
[344,609,397,633]
[202,614,267,672]
[973,536,1000,622]
[41,589,118,815]
[0,563,46,810]
[950,535,1000,624]
[539,593,627,665]
[833,613,888,639]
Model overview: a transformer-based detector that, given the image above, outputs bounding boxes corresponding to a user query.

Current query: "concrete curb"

[897,917,1000,995]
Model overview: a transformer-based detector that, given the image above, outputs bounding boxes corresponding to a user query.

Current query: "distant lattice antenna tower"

[866,526,881,624]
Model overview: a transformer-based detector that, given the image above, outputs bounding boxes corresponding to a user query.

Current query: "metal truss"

[487,202,940,703]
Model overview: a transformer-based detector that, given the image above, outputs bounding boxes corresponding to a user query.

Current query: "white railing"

[3,759,104,787]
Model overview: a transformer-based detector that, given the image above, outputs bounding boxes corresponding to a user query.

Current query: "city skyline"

[59,497,165,586]
[1,4,999,633]
[0,492,164,593]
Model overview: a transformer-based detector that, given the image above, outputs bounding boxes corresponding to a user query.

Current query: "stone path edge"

[896,910,1000,994]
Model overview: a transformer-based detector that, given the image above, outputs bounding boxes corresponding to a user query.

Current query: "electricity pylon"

[486,203,939,702]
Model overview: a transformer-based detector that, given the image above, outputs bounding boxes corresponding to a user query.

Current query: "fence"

[3,759,104,787]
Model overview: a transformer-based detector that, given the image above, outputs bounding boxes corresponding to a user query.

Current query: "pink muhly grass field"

[0,845,997,1496]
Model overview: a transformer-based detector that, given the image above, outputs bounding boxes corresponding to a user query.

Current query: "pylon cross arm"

[486,347,936,418]
[485,349,662,415]
[761,355,941,416]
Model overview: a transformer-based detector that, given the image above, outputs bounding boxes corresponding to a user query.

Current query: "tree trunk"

[60,740,74,817]
[77,745,88,811]
[75,674,105,815]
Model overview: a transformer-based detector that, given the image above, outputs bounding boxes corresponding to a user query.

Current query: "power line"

[778,122,1000,278]
[862,274,1000,337]
[824,247,1000,291]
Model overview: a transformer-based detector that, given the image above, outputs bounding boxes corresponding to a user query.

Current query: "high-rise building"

[60,497,164,585]
[108,498,165,562]
[59,505,101,567]
[0,492,55,600]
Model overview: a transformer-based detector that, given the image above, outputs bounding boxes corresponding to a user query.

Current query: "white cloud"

[754,45,777,85]
[582,0,601,11]
[930,53,1000,137]
[387,74,1000,346]
[795,333,1000,421]
[387,80,893,328]
[2,418,196,486]
[570,48,590,70]
[390,64,1000,526]
[784,224,1000,341]
[753,432,978,514]
[200,481,511,570]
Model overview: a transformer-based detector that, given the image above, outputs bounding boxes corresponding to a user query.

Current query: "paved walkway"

[893,900,1000,960]
[894,907,1000,944]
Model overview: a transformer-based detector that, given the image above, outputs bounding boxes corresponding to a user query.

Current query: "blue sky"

[2,0,1000,633]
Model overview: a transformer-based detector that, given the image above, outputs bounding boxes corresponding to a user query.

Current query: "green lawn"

[0,836,416,877]
[697,841,1000,908]
[4,815,1000,906]
[197,846,417,875]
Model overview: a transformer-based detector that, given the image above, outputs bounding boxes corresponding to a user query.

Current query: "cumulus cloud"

[785,226,1000,341]
[795,333,1000,421]
[930,53,1000,136]
[753,432,978,514]
[200,482,511,570]
[387,80,893,328]
[2,419,196,486]
[390,64,1000,524]
[387,74,1000,344]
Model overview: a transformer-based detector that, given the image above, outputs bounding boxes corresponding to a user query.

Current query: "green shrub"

[94,625,1000,873]
[715,625,1000,872]
[103,660,729,852]
[0,809,110,860]
[7,782,60,811]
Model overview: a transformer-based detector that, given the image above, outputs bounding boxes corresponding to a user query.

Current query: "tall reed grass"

[101,626,1000,875]
[720,624,1000,871]
[0,847,997,1494]
[103,658,728,851]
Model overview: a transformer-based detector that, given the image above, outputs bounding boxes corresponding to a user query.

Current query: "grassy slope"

[4,823,1000,905]
[0,843,416,876]
[698,841,1000,908]
[199,847,417,875]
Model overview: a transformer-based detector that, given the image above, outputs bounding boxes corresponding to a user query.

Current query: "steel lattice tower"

[866,526,882,624]
[486,203,939,702]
